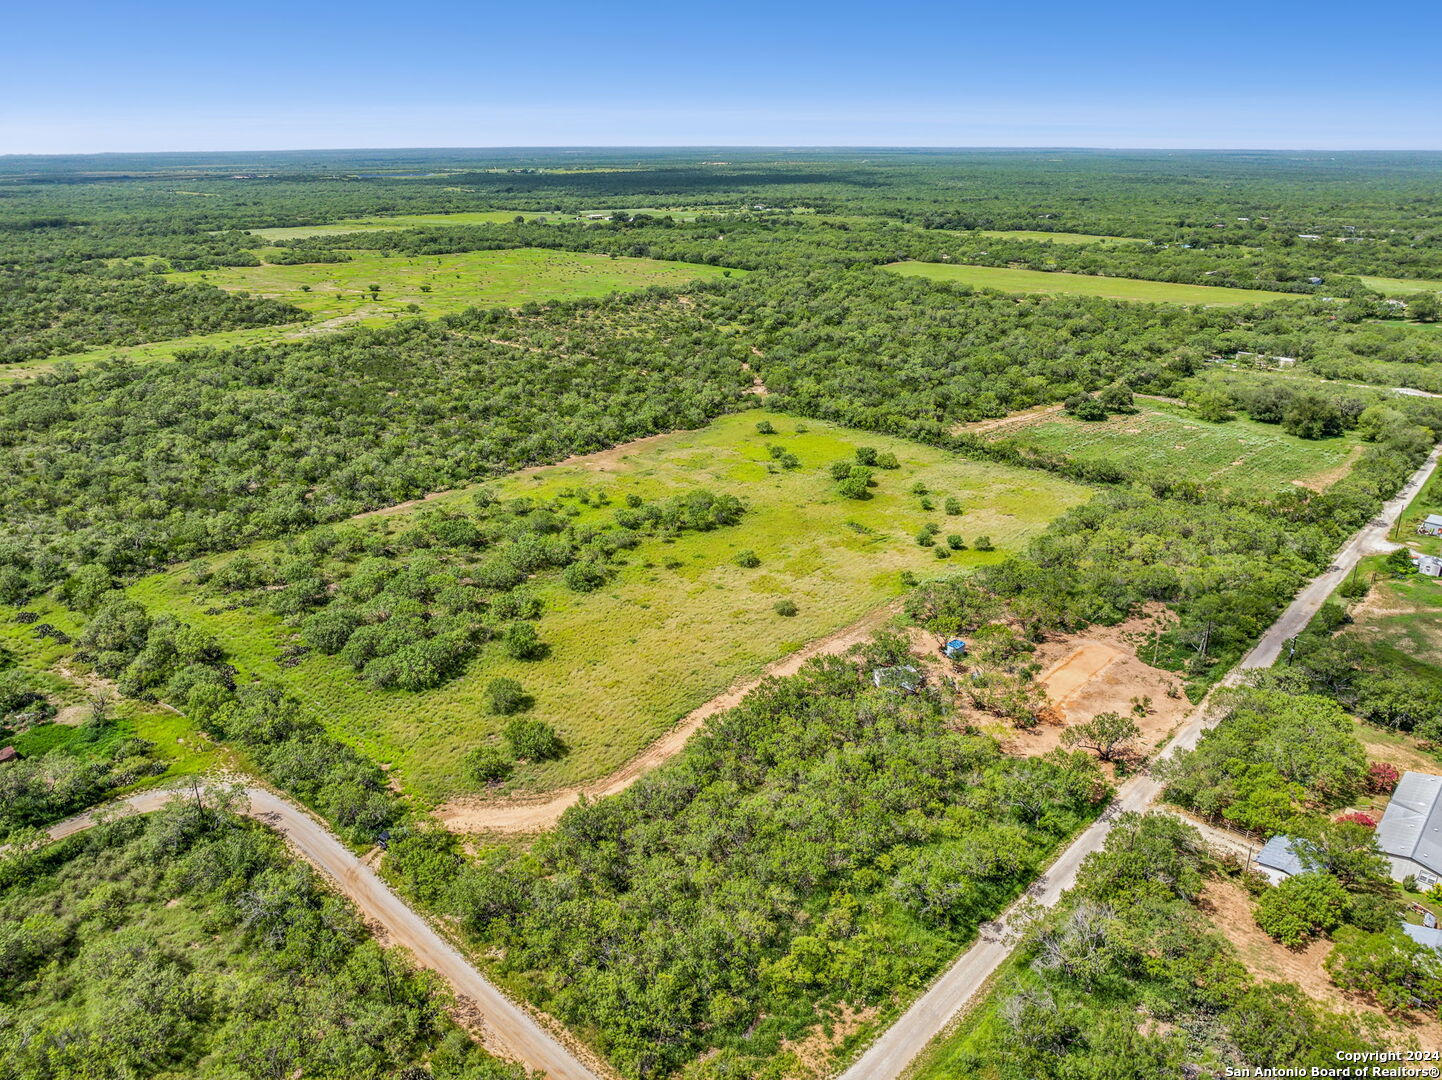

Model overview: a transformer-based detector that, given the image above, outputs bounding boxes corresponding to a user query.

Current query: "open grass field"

[249,207,717,240]
[1359,275,1442,296]
[981,400,1365,495]
[976,229,1145,245]
[126,411,1092,805]
[1347,570,1442,677]
[4,248,732,383]
[884,261,1300,306]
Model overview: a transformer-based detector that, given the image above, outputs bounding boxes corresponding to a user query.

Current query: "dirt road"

[47,788,602,1080]
[834,444,1442,1080]
[438,601,901,833]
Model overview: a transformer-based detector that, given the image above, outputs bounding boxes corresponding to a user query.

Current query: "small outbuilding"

[1254,835,1310,885]
[1403,923,1442,952]
[1419,515,1442,537]
[1413,553,1442,577]
[942,639,967,660]
[1377,771,1442,887]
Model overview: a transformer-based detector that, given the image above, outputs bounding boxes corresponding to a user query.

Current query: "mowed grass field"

[982,401,1365,496]
[1359,275,1442,297]
[6,248,732,383]
[126,411,1092,804]
[885,261,1299,306]
[172,247,735,322]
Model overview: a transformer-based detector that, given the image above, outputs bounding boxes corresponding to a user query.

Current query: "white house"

[1419,514,1442,538]
[1377,772,1442,887]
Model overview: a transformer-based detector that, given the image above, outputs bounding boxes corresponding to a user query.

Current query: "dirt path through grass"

[436,600,901,834]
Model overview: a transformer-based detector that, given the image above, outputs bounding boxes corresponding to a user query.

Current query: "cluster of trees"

[0,798,523,1080]
[921,813,1375,1079]
[0,265,300,363]
[200,485,745,693]
[384,636,1107,1079]
[75,597,232,702]
[0,292,755,585]
[1160,679,1368,833]
[0,705,167,839]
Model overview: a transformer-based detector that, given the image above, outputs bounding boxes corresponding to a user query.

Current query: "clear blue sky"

[5,0,1440,153]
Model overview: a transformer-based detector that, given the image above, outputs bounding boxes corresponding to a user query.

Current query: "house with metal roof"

[1403,923,1442,952]
[1253,835,1310,885]
[1419,514,1442,538]
[1377,772,1442,887]
[1413,552,1442,578]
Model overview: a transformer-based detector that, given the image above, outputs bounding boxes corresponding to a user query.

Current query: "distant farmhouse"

[1420,514,1442,538]
[1377,772,1442,888]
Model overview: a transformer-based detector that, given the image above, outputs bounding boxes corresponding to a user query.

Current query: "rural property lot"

[247,207,719,241]
[126,411,1091,804]
[974,229,1146,245]
[884,261,1300,305]
[982,400,1366,496]
[10,248,731,380]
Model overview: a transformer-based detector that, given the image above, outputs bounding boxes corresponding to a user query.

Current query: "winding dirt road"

[834,444,1442,1080]
[47,788,603,1080]
[437,601,901,833]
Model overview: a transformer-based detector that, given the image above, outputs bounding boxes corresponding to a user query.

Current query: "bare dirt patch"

[1295,443,1366,492]
[436,602,902,834]
[779,1004,878,1079]
[1201,878,1442,1050]
[994,612,1189,759]
[954,403,1064,436]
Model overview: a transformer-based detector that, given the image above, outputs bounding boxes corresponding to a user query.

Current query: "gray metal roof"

[1255,835,1309,877]
[1378,772,1442,875]
[1403,923,1442,952]
[1425,514,1442,527]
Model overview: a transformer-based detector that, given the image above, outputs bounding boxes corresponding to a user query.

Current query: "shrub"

[755,420,775,435]
[947,534,965,550]
[301,608,359,654]
[774,599,798,617]
[734,549,761,568]
[502,622,547,661]
[1254,873,1349,946]
[828,461,854,481]
[934,547,950,559]
[838,477,872,500]
[1367,762,1401,795]
[875,451,899,469]
[1335,811,1377,829]
[464,744,513,784]
[563,559,609,592]
[486,677,528,715]
[503,718,565,761]
[854,447,878,466]
[975,535,994,551]
[944,497,962,515]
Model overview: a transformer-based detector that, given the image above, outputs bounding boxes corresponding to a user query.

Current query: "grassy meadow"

[1358,275,1442,296]
[983,401,1366,496]
[885,261,1300,306]
[6,248,732,382]
[126,411,1091,804]
[248,207,718,240]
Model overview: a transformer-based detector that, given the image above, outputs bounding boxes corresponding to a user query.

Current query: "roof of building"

[1255,835,1310,877]
[1424,514,1442,527]
[1404,923,1442,952]
[1378,772,1442,875]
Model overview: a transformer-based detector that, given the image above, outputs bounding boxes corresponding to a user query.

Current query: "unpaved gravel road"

[834,444,1441,1080]
[47,787,603,1080]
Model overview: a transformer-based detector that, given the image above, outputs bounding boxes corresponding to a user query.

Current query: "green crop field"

[885,261,1300,305]
[126,411,1091,804]
[1359,275,1442,296]
[976,229,1145,245]
[983,401,1365,495]
[5,248,733,382]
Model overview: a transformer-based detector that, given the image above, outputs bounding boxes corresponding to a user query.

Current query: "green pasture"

[4,248,732,383]
[126,411,1091,804]
[885,261,1300,306]
[1359,275,1442,297]
[248,207,716,241]
[985,401,1365,496]
[976,229,1145,245]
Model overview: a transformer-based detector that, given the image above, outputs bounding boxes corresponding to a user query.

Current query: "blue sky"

[5,0,1441,153]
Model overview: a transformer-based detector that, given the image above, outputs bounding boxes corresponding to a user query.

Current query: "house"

[0,746,17,764]
[1377,772,1442,886]
[1254,835,1310,884]
[1308,277,1324,285]
[1418,514,1442,537]
[942,639,967,660]
[872,666,922,694]
[1274,357,1297,369]
[1413,553,1442,577]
